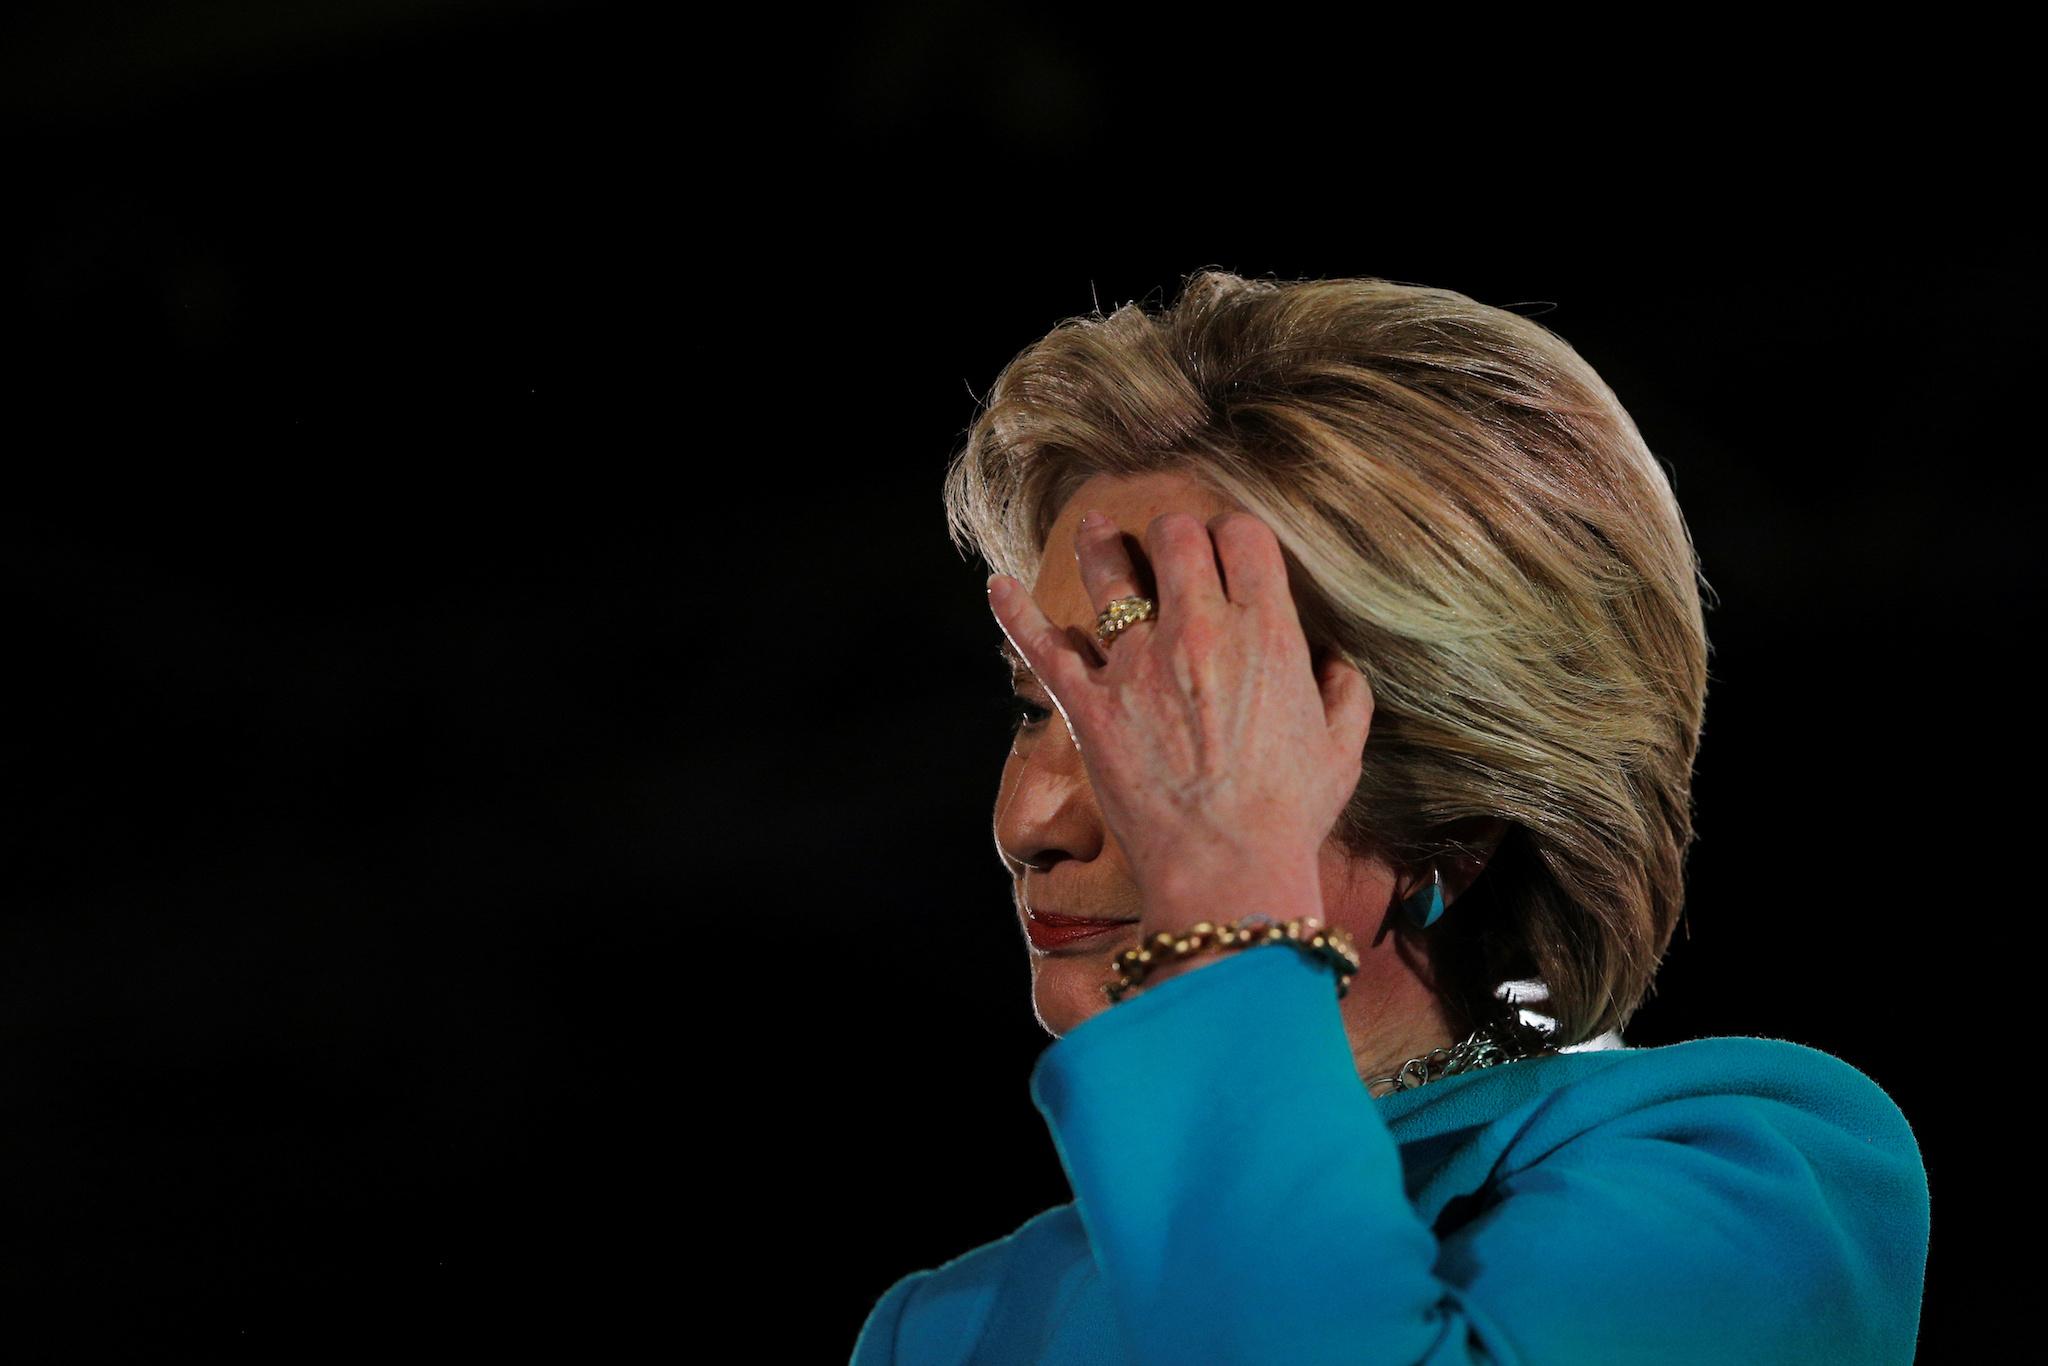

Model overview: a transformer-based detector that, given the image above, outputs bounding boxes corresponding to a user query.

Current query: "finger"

[987,573,1093,702]
[1208,511,1291,613]
[1072,510,1156,644]
[1143,511,1228,623]
[1318,652,1374,758]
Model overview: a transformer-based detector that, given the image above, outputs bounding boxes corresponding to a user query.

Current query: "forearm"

[1031,946,1452,1364]
[1028,944,1924,1365]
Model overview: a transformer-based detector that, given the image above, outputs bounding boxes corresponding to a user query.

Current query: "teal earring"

[1399,864,1446,930]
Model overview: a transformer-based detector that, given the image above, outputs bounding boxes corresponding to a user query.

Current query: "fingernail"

[987,573,1009,599]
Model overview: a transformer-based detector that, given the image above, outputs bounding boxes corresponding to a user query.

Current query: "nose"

[993,718,1103,878]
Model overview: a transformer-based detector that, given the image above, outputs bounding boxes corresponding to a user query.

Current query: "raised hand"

[987,507,1374,951]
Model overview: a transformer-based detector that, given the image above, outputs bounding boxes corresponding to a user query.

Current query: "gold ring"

[1095,596,1156,649]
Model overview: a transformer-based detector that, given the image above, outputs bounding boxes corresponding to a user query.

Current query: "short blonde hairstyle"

[943,270,1713,1047]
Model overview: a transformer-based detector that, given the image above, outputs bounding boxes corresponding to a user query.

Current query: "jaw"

[1029,954,1119,1039]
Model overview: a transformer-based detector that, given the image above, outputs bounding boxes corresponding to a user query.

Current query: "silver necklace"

[1365,1014,1559,1097]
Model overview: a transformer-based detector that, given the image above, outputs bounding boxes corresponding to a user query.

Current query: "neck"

[1339,970,1465,1095]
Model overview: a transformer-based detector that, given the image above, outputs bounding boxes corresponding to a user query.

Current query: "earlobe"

[1398,865,1448,930]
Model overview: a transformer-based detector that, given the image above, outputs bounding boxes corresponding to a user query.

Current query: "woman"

[852,272,1929,1364]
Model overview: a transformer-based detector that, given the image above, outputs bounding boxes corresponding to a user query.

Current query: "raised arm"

[1029,944,1929,1366]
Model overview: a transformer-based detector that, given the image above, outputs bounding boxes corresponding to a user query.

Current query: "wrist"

[1108,905,1355,1005]
[1140,856,1325,930]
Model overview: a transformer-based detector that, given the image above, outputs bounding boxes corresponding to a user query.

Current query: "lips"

[1024,908,1140,953]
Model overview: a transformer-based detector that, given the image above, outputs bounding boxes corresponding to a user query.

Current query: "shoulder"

[1422,1036,1931,1362]
[1491,1034,1928,1230]
[851,1204,1085,1364]
[1534,1034,1921,1153]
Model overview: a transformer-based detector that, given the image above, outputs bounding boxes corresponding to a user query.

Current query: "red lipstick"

[1024,911,1139,953]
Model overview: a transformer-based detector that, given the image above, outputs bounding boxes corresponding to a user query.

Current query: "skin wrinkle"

[992,470,1499,1089]
[946,272,1711,1051]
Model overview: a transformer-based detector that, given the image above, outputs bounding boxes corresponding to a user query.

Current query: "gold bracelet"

[1103,914,1361,1005]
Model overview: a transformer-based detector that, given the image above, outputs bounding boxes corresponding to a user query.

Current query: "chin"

[1030,957,1115,1039]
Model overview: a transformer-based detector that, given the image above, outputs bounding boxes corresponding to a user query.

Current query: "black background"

[2,4,2027,1355]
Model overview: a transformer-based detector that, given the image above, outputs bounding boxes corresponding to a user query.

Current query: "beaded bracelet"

[1103,914,1362,1005]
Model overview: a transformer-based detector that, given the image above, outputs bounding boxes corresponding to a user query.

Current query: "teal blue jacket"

[852,943,1929,1364]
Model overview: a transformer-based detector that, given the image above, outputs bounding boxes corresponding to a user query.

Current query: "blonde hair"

[942,270,1714,1047]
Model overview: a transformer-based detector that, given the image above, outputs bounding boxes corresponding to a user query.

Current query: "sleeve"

[850,1270,932,1366]
[1028,942,1929,1366]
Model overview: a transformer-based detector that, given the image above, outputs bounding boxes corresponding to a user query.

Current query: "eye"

[998,691,1052,735]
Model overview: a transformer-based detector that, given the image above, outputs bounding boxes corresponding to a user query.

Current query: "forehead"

[999,472,1243,682]
[1029,471,1242,614]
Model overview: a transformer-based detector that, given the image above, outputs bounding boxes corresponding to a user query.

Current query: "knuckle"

[1211,510,1267,539]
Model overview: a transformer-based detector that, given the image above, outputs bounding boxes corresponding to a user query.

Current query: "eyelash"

[1000,692,1052,734]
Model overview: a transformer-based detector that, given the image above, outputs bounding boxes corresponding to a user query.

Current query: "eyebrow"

[1000,627,1112,681]
[997,638,1036,684]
